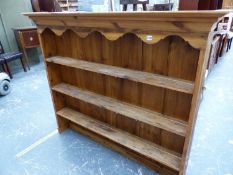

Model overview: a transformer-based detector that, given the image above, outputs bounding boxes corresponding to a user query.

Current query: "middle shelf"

[47,56,194,94]
[52,83,188,137]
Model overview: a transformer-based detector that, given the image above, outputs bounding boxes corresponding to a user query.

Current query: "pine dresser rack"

[25,11,230,175]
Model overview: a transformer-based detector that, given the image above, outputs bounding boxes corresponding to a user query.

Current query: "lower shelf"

[57,107,181,172]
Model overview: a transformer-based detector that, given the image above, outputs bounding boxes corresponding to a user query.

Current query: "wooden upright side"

[39,29,69,132]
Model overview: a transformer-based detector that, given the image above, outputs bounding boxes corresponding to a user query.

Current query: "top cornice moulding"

[23,10,232,18]
[23,11,233,48]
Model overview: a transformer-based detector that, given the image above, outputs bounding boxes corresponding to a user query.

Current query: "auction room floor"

[0,49,233,175]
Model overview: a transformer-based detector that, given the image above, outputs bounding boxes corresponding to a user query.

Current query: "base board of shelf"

[56,109,179,175]
[69,121,178,175]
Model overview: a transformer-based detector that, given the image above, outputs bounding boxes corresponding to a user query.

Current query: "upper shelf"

[47,56,194,94]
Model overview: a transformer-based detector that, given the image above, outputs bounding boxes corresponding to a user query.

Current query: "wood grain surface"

[26,11,231,175]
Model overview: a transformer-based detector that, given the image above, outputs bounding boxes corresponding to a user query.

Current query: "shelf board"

[57,107,181,171]
[47,56,194,94]
[52,83,187,137]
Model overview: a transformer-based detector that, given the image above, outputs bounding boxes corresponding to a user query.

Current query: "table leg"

[230,38,232,49]
[123,4,127,11]
[143,4,147,11]
[22,48,30,70]
[1,64,8,75]
[133,4,137,11]
[227,39,229,52]
[20,57,27,72]
[3,63,12,79]
[219,35,227,57]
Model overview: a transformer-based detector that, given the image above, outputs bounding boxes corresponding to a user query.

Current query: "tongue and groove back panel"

[25,11,230,175]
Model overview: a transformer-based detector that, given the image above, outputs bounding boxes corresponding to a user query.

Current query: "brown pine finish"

[57,107,181,171]
[47,56,194,94]
[222,0,233,9]
[52,83,187,136]
[24,11,232,175]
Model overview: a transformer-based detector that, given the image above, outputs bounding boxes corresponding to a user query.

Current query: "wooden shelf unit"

[24,11,230,175]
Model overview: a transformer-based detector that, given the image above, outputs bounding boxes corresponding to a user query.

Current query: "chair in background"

[226,14,233,52]
[31,0,41,12]
[218,13,233,56]
[207,35,221,72]
[226,32,233,52]
[120,0,149,11]
[154,3,174,11]
[31,0,62,12]
[0,41,26,79]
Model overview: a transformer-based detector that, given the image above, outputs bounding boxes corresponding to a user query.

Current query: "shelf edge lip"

[46,56,195,94]
[22,10,232,18]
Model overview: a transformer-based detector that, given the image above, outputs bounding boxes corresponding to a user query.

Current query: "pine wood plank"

[57,107,181,171]
[47,56,194,94]
[52,83,187,137]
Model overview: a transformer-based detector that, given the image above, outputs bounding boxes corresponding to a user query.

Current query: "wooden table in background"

[13,27,40,70]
